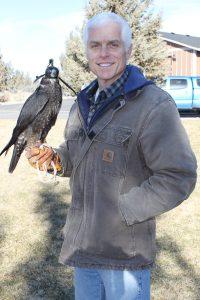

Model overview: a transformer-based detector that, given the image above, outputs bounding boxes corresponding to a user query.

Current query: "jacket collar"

[79,65,153,100]
[124,65,153,94]
[77,65,153,128]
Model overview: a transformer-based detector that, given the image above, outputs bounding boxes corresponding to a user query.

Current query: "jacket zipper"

[71,99,127,249]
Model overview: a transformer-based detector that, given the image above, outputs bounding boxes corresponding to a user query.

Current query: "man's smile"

[97,63,114,67]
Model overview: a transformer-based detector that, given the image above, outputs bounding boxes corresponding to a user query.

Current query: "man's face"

[86,22,132,90]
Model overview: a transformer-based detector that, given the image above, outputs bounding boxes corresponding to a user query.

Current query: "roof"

[159,32,200,51]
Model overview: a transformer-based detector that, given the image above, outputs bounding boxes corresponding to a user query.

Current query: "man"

[26,12,197,300]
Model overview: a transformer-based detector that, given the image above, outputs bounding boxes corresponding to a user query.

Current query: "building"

[160,32,200,76]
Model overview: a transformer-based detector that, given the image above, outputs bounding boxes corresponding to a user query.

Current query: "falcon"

[0,59,63,173]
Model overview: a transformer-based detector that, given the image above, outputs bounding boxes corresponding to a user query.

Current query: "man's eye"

[91,44,99,48]
[110,43,119,48]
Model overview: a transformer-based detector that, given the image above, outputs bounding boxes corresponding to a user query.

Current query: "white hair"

[83,12,132,51]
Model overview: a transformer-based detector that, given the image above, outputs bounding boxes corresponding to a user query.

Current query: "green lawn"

[0,119,199,300]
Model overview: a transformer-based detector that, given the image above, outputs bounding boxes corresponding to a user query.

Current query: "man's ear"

[126,44,132,61]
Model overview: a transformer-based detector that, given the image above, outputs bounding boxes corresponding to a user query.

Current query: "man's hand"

[25,142,54,171]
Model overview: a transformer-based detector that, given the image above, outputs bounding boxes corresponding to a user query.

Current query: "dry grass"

[0,118,199,300]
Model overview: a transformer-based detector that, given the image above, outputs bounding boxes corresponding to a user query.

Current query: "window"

[170,79,188,89]
[196,79,200,87]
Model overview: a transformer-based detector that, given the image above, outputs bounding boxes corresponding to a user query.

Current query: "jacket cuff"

[54,147,72,177]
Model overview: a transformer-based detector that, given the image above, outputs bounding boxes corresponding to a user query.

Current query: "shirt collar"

[86,66,129,101]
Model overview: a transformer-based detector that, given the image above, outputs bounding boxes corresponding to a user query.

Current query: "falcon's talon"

[35,160,58,184]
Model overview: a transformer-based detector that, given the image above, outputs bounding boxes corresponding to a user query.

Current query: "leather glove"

[25,142,62,172]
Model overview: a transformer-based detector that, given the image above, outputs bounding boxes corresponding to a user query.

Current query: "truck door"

[168,78,192,109]
[192,78,200,110]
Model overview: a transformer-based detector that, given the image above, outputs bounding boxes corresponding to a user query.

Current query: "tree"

[60,29,95,95]
[9,70,32,92]
[0,53,32,93]
[61,0,167,93]
[0,53,33,102]
[0,54,10,92]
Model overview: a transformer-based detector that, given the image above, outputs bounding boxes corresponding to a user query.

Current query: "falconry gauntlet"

[25,144,62,173]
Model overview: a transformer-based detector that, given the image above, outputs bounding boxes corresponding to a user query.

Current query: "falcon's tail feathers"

[9,143,26,173]
[0,140,14,156]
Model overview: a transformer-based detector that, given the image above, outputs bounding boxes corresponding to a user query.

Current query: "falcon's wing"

[0,87,50,156]
[13,88,50,137]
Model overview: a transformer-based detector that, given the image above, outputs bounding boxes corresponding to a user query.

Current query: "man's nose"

[99,45,109,57]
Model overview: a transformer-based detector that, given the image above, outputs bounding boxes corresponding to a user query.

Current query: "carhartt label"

[102,149,114,163]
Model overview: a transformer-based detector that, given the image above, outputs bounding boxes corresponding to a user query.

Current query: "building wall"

[164,42,200,76]
[197,52,200,74]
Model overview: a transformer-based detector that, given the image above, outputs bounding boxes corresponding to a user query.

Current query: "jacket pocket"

[94,126,132,177]
[66,126,85,165]
[80,212,136,259]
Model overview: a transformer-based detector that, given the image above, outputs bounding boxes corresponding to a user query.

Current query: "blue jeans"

[74,267,150,300]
